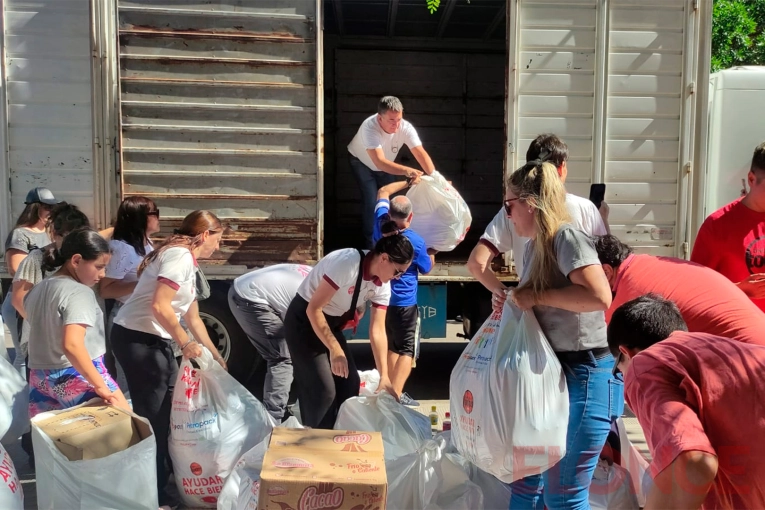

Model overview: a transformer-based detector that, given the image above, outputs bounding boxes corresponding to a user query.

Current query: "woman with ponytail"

[502,161,616,509]
[24,228,129,417]
[284,221,412,429]
[111,210,224,507]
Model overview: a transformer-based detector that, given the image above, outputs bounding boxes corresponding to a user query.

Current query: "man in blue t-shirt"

[373,178,435,407]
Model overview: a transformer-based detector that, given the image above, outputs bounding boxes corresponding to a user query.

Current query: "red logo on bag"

[181,365,200,398]
[463,390,474,414]
[202,496,217,504]
[190,462,203,476]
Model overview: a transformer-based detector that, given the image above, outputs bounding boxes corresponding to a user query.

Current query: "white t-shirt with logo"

[347,114,422,171]
[233,263,313,319]
[297,248,391,317]
[114,246,197,339]
[480,193,607,276]
[105,240,154,303]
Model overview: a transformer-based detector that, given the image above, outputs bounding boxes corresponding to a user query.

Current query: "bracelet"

[179,339,193,351]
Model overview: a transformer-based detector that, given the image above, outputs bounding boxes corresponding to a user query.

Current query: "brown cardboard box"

[258,428,387,510]
[34,403,149,461]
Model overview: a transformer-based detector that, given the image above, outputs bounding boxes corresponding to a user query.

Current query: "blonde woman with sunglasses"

[504,161,618,510]
[110,210,225,508]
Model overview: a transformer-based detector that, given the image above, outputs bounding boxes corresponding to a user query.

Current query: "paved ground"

[4,321,650,509]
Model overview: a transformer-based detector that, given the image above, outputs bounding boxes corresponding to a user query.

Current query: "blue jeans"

[349,155,397,249]
[509,351,624,510]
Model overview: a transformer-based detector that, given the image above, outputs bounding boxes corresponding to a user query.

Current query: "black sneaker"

[399,392,420,408]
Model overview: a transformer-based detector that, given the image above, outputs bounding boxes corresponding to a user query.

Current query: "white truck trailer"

[0,0,713,379]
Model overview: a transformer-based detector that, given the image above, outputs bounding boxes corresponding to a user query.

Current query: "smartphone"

[589,183,606,209]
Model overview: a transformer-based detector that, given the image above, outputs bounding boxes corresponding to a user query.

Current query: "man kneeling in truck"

[373,178,435,407]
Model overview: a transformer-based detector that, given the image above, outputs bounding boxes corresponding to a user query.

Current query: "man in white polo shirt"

[348,96,436,248]
[228,263,312,422]
[467,133,611,310]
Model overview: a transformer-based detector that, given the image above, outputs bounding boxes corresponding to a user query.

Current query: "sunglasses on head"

[503,197,520,216]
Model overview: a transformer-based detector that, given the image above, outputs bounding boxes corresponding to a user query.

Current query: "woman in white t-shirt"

[284,221,413,429]
[99,196,160,376]
[110,210,224,508]
[25,228,129,417]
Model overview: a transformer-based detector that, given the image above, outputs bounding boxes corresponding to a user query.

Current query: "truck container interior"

[322,0,508,265]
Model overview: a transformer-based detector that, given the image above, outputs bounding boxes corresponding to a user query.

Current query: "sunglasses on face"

[503,198,520,216]
[147,209,160,218]
[613,351,624,376]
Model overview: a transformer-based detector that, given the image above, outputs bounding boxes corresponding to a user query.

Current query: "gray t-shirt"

[4,228,50,254]
[25,276,106,370]
[13,246,55,286]
[520,224,607,352]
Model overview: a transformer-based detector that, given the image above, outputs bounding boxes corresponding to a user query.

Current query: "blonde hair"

[508,161,571,299]
[138,210,222,276]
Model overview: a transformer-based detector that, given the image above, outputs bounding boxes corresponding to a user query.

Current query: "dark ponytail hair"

[47,228,110,271]
[373,221,413,265]
[41,204,92,272]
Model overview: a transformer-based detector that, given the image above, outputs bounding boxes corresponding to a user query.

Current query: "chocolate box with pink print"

[258,428,387,510]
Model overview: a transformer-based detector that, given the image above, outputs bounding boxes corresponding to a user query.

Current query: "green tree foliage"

[712,0,765,71]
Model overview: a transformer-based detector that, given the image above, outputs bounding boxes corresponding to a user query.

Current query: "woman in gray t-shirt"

[24,229,128,417]
[2,187,56,377]
[503,160,621,509]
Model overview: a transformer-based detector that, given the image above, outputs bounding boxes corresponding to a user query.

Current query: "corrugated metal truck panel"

[3,0,96,221]
[117,0,321,268]
[509,0,702,258]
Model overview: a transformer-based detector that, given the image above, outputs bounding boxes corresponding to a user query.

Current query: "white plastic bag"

[31,400,157,510]
[0,443,23,509]
[590,459,640,510]
[449,304,569,483]
[616,418,652,507]
[386,435,484,510]
[437,431,513,510]
[358,369,380,396]
[0,355,29,444]
[170,348,274,508]
[217,417,303,510]
[407,171,472,252]
[334,393,431,461]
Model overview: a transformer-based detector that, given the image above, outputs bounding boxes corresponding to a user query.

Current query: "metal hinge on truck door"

[682,242,690,256]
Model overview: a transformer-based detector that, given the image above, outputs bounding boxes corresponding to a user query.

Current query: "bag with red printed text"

[169,347,273,508]
[407,171,472,252]
[449,304,569,483]
[0,443,22,509]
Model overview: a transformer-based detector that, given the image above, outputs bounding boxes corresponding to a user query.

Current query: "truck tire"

[461,284,493,339]
[197,286,263,385]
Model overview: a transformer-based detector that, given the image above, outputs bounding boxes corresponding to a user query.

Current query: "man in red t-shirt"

[692,141,765,311]
[594,235,765,345]
[608,294,765,510]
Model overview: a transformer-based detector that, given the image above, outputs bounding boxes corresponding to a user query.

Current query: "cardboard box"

[258,428,387,510]
[34,403,150,461]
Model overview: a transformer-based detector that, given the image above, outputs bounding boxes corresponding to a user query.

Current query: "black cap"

[24,187,58,206]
